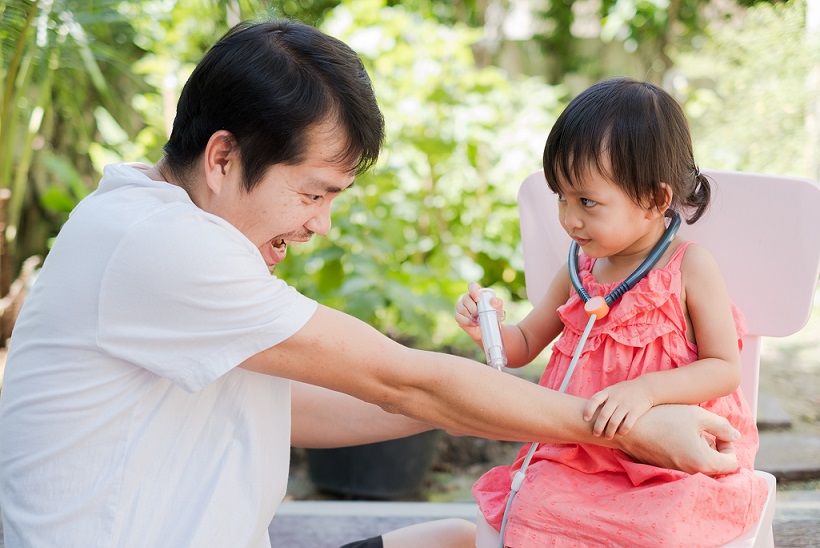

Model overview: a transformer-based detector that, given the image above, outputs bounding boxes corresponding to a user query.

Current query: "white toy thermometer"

[476,289,507,370]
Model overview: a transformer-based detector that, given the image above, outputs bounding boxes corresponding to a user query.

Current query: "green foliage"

[0,0,145,273]
[537,0,578,81]
[676,0,817,179]
[6,0,813,353]
[275,0,563,350]
[385,0,484,26]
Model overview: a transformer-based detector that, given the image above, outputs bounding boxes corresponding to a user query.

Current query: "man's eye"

[307,195,321,202]
[581,198,597,207]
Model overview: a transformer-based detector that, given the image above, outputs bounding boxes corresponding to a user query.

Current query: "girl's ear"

[655,182,673,216]
[645,182,673,220]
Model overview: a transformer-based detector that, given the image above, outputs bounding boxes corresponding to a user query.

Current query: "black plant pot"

[306,430,441,500]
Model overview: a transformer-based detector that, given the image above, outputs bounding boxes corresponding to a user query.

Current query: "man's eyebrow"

[335,180,355,193]
[309,179,355,194]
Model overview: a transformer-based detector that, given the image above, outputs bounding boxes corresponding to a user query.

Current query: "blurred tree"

[2,0,813,357]
[0,0,144,340]
[275,0,563,352]
[462,0,782,86]
[386,0,485,25]
[675,0,819,180]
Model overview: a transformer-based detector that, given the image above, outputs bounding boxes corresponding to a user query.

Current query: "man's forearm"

[290,381,434,448]
[245,306,598,445]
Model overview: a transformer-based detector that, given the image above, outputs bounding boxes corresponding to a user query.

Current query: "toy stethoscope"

[495,210,682,546]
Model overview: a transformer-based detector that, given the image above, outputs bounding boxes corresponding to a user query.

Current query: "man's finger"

[694,412,740,475]
[715,439,737,456]
[700,413,741,443]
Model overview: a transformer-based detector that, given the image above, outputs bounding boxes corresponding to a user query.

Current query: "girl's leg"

[341,518,476,548]
[382,518,476,548]
[474,510,501,548]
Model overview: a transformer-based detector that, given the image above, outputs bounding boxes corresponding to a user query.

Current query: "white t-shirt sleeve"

[97,205,317,392]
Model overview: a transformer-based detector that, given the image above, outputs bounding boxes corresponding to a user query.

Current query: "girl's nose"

[562,206,583,230]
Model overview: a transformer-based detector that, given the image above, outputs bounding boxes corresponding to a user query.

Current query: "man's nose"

[305,204,332,236]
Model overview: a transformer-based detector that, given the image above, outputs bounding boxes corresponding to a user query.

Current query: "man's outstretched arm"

[244,305,740,475]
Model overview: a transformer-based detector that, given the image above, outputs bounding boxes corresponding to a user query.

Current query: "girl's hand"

[583,378,654,439]
[454,282,505,342]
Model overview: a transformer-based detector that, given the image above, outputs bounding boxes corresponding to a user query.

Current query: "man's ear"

[202,130,238,194]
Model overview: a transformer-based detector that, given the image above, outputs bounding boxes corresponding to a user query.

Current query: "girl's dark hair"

[543,77,710,224]
[162,20,385,190]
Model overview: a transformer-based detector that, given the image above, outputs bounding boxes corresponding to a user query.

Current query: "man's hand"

[615,404,740,475]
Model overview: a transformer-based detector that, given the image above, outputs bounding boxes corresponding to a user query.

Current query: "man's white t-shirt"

[0,163,317,547]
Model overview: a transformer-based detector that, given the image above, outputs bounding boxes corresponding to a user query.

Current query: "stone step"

[268,501,477,547]
[268,497,820,548]
[756,391,793,431]
[753,390,820,482]
[757,431,820,481]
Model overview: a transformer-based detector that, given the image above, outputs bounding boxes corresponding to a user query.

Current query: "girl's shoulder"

[678,241,719,273]
[664,240,715,272]
[677,241,728,294]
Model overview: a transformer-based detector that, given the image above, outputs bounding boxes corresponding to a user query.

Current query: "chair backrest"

[518,169,820,418]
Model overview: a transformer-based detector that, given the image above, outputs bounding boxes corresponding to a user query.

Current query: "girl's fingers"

[604,408,627,439]
[584,391,608,421]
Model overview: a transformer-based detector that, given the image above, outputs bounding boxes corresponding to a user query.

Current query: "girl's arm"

[585,244,742,438]
[455,266,570,368]
[512,265,572,366]
[639,244,742,402]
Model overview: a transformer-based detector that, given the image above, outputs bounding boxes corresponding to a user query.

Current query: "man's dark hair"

[162,20,385,190]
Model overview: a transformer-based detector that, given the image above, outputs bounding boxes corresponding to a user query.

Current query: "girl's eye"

[556,194,566,202]
[581,198,597,207]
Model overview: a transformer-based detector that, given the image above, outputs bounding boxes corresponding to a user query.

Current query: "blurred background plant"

[0,0,817,357]
[0,0,144,299]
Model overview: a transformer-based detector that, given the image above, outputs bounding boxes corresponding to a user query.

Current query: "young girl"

[456,77,768,547]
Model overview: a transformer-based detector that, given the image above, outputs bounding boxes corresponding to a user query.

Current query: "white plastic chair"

[516,168,820,547]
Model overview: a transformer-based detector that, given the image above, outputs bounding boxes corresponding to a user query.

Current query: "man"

[0,20,740,547]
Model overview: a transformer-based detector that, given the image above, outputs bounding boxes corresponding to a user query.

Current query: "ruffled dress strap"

[665,240,694,270]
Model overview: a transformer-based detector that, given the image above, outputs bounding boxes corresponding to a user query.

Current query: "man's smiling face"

[213,121,357,272]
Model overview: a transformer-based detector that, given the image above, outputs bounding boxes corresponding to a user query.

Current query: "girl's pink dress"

[473,242,768,547]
